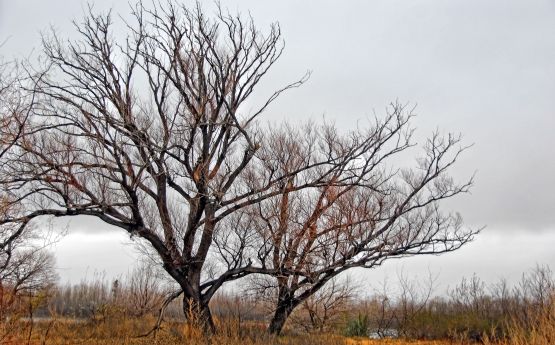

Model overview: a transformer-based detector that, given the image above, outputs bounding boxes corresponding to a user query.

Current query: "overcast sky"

[1,0,554,292]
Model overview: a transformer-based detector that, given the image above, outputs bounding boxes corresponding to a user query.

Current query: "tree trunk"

[267,303,293,335]
[182,295,216,333]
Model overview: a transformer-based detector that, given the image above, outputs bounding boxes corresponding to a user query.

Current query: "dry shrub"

[9,315,349,345]
[289,277,357,333]
[484,295,555,345]
[0,288,53,344]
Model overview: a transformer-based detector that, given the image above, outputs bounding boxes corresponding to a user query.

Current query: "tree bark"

[267,303,294,335]
[182,295,216,334]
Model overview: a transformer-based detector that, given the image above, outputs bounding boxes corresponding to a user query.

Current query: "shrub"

[344,313,369,337]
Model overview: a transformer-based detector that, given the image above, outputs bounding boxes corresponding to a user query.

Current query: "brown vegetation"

[0,265,553,344]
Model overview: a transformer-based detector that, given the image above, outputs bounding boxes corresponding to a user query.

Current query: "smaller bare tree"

[0,57,58,342]
[393,270,437,338]
[289,276,357,333]
[226,104,478,334]
[125,262,166,317]
[513,265,555,330]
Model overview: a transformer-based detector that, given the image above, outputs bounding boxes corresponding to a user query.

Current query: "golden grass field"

[3,301,554,345]
[0,317,476,345]
[2,320,551,345]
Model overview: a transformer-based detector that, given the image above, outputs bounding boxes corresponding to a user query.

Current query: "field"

[1,317,471,345]
[2,308,554,345]
[2,267,554,345]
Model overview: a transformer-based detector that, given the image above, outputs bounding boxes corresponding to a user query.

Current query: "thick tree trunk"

[267,303,293,335]
[182,295,216,333]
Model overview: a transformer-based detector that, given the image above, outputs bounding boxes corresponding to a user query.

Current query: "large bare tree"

[3,2,326,331]
[218,107,477,334]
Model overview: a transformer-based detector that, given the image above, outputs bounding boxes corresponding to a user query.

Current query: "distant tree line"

[2,263,552,343]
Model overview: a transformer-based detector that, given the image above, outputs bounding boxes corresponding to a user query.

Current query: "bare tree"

[125,262,166,317]
[0,56,58,342]
[4,1,476,333]
[225,105,478,334]
[513,264,555,330]
[289,276,357,333]
[0,59,32,279]
[4,1,318,331]
[394,270,437,338]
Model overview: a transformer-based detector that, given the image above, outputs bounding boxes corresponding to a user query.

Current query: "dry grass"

[346,339,458,345]
[483,300,555,345]
[0,316,472,345]
[4,300,555,345]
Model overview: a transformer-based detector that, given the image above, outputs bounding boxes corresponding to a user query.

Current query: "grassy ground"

[4,312,554,345]
[346,340,455,345]
[1,317,473,345]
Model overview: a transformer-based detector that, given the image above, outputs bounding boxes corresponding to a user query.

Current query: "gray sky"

[1,0,554,291]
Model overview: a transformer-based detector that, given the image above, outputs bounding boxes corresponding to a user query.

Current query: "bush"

[344,313,369,337]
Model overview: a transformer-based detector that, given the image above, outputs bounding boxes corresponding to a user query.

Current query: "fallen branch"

[137,289,182,338]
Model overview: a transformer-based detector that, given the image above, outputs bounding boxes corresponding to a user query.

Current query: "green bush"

[344,313,369,337]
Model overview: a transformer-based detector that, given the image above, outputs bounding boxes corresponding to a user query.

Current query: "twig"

[136,289,182,338]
